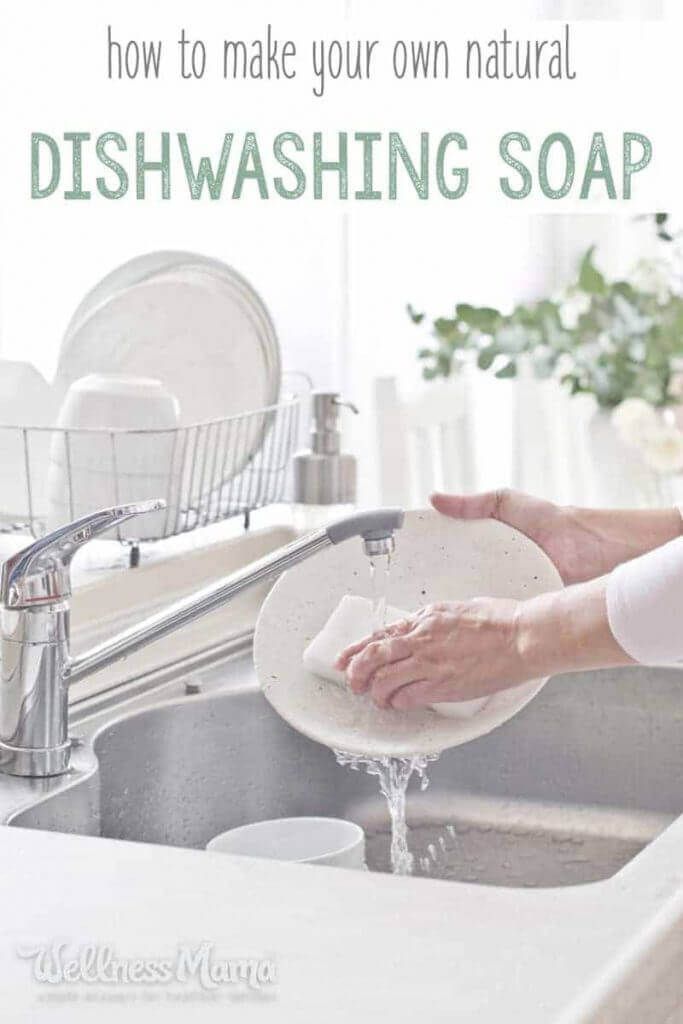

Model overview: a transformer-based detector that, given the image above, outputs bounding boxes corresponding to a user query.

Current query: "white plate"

[255,509,563,758]
[55,252,281,429]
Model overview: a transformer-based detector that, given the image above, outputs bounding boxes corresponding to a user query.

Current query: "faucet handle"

[0,500,165,609]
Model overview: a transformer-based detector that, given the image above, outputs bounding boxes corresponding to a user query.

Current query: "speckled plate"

[255,509,563,757]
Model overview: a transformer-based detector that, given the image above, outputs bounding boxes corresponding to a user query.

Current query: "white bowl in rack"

[54,252,282,490]
[46,374,180,537]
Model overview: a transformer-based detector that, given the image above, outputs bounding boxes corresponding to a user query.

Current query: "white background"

[0,0,678,501]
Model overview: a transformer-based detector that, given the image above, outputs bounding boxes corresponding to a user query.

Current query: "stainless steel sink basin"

[8,654,683,888]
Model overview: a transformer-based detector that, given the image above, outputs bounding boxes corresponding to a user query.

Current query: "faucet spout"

[70,507,405,688]
[362,536,395,559]
[325,508,404,546]
[0,504,405,777]
[68,528,332,686]
[326,508,404,559]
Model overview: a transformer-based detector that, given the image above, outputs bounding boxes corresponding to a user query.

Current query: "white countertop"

[2,817,683,1023]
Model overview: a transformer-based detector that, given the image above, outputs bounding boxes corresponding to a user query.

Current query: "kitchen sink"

[8,653,683,889]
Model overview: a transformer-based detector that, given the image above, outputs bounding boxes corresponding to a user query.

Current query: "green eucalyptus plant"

[409,233,683,410]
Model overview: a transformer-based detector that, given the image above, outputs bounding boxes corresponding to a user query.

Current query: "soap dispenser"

[292,392,358,529]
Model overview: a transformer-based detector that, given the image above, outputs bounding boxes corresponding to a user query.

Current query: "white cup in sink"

[206,817,366,869]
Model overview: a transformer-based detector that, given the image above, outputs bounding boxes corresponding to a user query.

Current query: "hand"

[336,579,633,711]
[431,489,682,585]
[336,598,526,710]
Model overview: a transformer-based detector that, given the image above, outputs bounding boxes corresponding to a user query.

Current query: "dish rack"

[0,394,303,558]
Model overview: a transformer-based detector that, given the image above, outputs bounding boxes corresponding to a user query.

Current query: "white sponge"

[303,595,488,719]
[303,595,406,686]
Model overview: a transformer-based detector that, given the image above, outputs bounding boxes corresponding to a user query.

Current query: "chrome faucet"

[0,501,404,778]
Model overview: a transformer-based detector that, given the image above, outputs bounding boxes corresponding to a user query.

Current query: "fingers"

[345,635,413,694]
[390,680,437,710]
[335,617,413,670]
[412,602,451,620]
[430,490,508,521]
[336,637,372,671]
[364,658,426,708]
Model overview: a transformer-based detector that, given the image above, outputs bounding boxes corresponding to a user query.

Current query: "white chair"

[375,366,667,513]
[510,363,665,508]
[374,374,476,507]
[509,358,593,505]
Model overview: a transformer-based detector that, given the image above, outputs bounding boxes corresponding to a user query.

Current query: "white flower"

[496,324,528,354]
[558,290,591,330]
[611,398,661,448]
[640,425,683,474]
[630,258,672,306]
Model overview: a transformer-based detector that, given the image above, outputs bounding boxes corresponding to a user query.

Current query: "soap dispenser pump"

[292,393,358,520]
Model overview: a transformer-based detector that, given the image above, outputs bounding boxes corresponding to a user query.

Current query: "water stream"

[334,750,437,875]
[335,552,439,876]
[368,552,392,632]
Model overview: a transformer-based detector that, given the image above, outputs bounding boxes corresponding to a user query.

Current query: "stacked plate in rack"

[56,251,281,428]
[41,251,282,536]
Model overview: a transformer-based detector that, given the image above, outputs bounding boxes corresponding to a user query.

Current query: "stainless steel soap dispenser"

[293,392,358,509]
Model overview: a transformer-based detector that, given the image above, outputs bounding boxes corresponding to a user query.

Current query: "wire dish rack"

[0,394,303,549]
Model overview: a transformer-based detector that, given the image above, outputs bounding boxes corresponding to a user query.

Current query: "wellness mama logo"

[16,941,277,993]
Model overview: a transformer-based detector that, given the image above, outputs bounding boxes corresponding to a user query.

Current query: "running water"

[334,750,438,875]
[369,551,392,632]
[334,551,439,876]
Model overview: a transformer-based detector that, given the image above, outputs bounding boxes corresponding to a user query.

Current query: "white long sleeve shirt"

[606,535,683,664]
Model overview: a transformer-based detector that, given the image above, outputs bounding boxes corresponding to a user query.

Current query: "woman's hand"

[431,489,682,585]
[336,578,633,711]
[336,598,526,709]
